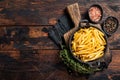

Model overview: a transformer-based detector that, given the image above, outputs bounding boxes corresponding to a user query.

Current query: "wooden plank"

[0,1,119,25]
[0,50,60,72]
[0,26,120,50]
[0,26,59,50]
[108,25,120,50]
[0,50,120,80]
[0,50,119,72]
[89,50,120,80]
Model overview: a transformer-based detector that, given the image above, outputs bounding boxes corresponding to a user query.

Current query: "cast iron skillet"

[69,21,108,68]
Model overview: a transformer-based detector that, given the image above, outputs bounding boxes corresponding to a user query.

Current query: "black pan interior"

[69,26,108,64]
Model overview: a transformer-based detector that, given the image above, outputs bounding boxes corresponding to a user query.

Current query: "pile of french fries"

[72,27,106,62]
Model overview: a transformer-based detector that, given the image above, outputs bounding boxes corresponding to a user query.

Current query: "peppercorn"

[103,17,118,36]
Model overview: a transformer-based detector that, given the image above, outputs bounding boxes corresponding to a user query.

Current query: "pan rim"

[69,25,108,65]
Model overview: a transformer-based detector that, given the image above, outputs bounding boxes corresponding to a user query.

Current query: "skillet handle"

[79,19,90,28]
[88,62,101,68]
[88,61,107,69]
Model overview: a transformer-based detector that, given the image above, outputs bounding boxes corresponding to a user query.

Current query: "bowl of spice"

[88,4,103,23]
[102,16,119,36]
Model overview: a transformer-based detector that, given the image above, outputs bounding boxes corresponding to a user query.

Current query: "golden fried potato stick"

[71,27,106,62]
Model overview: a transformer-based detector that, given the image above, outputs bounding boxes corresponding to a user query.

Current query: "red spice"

[89,6,102,22]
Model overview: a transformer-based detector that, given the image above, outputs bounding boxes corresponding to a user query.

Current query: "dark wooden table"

[0,0,120,80]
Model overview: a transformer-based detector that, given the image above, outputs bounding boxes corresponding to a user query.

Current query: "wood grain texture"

[0,0,120,80]
[0,50,120,80]
[0,26,59,50]
[0,0,119,25]
[0,26,120,50]
[66,3,81,27]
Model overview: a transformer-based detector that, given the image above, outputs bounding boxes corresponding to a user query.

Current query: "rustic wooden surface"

[0,0,120,80]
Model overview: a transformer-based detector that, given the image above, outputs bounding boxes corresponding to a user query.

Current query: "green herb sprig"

[60,48,101,74]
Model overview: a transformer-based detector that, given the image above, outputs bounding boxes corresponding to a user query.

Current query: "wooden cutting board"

[64,3,81,46]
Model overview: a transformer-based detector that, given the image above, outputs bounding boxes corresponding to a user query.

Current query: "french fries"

[71,27,106,62]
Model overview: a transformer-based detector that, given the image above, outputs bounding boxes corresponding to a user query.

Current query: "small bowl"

[102,16,119,36]
[88,4,103,23]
